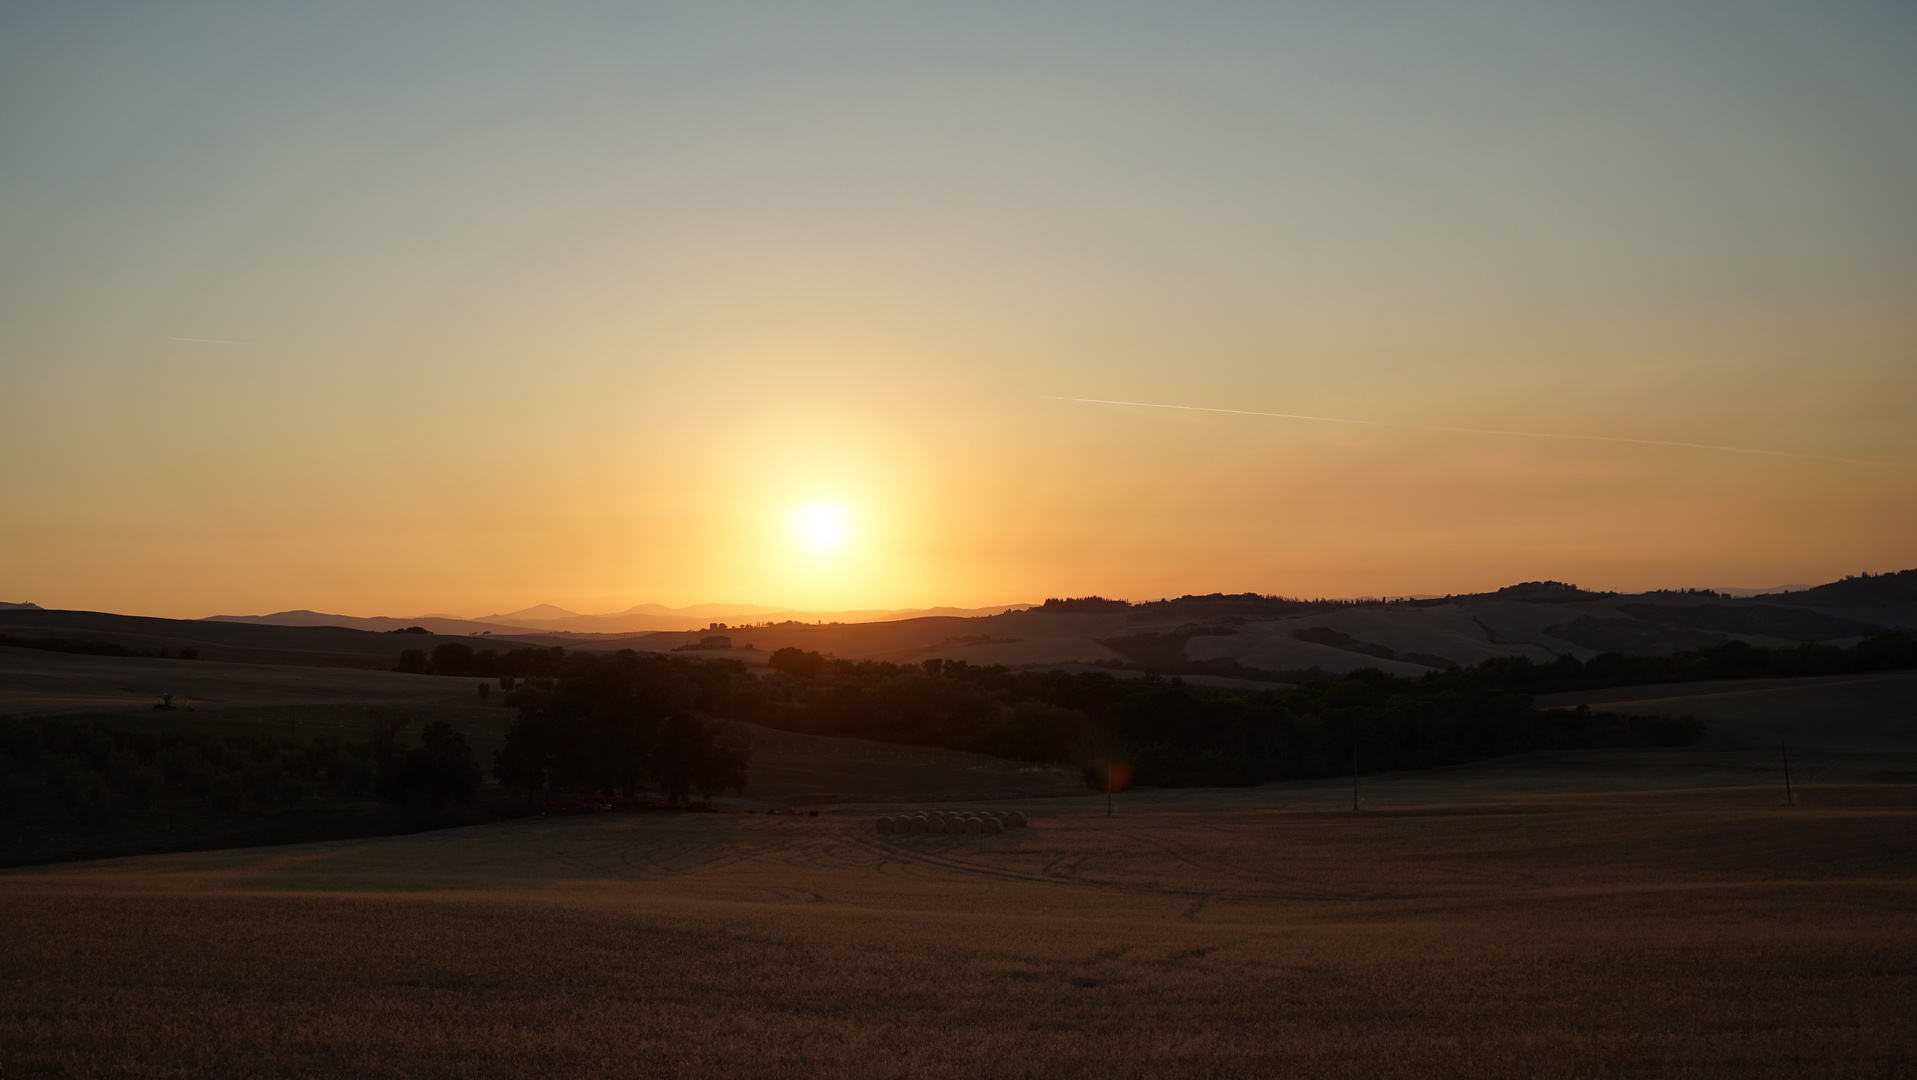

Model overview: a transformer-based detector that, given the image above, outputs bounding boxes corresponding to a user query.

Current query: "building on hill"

[674,634,733,651]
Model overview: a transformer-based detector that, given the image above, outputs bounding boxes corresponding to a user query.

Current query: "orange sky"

[2,3,1913,618]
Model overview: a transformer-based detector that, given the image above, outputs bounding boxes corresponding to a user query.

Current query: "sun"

[792,502,852,552]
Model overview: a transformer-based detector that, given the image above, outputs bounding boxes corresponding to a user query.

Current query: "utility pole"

[1352,743,1359,812]
[1782,738,1794,806]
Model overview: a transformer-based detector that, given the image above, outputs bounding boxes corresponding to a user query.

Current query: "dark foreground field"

[3,776,1913,1079]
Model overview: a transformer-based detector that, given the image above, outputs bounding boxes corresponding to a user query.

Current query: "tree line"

[0,714,483,830]
[747,649,1704,788]
[736,630,1915,787]
[491,650,752,807]
[394,642,570,679]
[1437,630,1917,695]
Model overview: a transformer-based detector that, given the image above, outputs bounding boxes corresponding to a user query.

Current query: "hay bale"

[983,817,1003,834]
[925,817,946,834]
[876,816,893,833]
[963,816,982,834]
[911,816,929,833]
[1008,810,1027,827]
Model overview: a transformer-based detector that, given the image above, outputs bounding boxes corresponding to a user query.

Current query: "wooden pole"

[1352,744,1359,811]
[1782,738,1794,806]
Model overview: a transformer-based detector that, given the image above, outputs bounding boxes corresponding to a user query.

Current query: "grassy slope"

[0,645,493,716]
[0,610,551,668]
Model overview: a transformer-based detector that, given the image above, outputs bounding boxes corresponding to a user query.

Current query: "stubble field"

[3,776,1914,1079]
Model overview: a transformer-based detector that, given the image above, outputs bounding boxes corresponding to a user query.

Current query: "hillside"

[564,574,1917,678]
[0,608,553,669]
[6,571,1912,686]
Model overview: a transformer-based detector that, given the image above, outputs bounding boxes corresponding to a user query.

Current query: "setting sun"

[793,502,852,552]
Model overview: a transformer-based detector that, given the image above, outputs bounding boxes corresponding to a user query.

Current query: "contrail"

[171,336,265,346]
[1048,396,1915,470]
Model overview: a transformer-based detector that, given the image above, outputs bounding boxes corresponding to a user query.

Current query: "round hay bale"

[963,816,982,834]
[924,817,945,834]
[877,816,893,833]
[1008,810,1028,827]
[983,817,1003,834]
[911,816,929,833]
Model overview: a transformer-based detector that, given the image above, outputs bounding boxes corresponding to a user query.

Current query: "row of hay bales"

[876,809,1027,835]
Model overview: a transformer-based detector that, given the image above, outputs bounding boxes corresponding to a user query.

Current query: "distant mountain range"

[203,602,1035,636]
[194,581,1877,638]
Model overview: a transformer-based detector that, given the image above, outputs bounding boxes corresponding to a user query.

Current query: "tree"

[695,718,752,798]
[651,714,752,803]
[386,721,482,808]
[494,651,750,804]
[431,642,477,677]
[492,714,549,810]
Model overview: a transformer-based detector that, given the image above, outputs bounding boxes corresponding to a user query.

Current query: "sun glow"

[793,502,852,552]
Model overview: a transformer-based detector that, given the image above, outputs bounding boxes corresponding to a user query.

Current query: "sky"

[2,1,1913,618]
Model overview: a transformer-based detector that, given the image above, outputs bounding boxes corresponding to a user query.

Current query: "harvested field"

[5,654,1914,1076]
[3,775,1913,1078]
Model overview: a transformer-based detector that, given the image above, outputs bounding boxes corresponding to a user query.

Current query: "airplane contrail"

[170,336,265,346]
[1048,396,1916,470]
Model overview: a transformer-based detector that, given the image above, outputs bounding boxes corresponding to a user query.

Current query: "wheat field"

[3,777,1914,1078]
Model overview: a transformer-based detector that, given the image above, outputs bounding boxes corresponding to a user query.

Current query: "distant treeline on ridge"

[466,628,1914,794]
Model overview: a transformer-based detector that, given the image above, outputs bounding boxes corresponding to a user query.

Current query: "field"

[4,765,1914,1077]
[0,646,495,716]
[3,658,1914,1077]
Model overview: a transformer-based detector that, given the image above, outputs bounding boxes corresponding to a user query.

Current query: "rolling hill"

[6,571,1912,695]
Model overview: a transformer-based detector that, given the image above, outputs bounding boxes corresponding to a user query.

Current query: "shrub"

[199,741,232,771]
[161,745,203,791]
[0,759,20,817]
[50,760,113,828]
[124,730,160,766]
[38,720,79,756]
[81,732,115,773]
[106,753,157,810]
[204,773,244,815]
[245,766,283,803]
[2,719,42,768]
[322,752,353,785]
